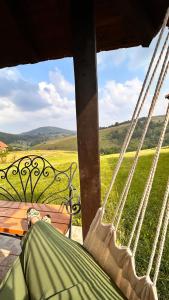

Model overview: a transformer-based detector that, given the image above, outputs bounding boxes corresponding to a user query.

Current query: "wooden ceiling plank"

[5,0,38,61]
[127,0,157,46]
[0,0,168,68]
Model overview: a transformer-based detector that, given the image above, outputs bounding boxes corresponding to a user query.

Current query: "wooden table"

[0,200,70,236]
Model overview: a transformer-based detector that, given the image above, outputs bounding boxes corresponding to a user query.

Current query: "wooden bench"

[0,155,80,238]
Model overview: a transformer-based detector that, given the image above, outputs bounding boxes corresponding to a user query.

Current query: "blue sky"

[0,28,168,133]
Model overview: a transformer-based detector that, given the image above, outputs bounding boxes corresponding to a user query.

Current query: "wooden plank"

[0,201,68,213]
[0,217,69,235]
[72,0,101,239]
[0,212,70,226]
[52,223,69,235]
[0,217,28,235]
[0,208,70,222]
[0,200,70,235]
[0,201,20,209]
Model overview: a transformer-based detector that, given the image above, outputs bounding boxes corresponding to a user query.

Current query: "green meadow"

[0,148,169,299]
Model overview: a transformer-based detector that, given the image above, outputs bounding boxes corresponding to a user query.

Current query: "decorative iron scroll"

[0,155,80,215]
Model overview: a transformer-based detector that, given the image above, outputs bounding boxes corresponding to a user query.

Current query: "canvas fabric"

[0,221,125,300]
[84,208,158,300]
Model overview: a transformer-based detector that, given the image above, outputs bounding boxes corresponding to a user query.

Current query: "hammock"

[84,7,169,300]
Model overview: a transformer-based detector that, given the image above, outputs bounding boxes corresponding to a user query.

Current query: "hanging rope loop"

[103,24,169,211]
[115,47,169,232]
[102,5,169,290]
[147,177,169,278]
[153,183,169,285]
[84,8,169,300]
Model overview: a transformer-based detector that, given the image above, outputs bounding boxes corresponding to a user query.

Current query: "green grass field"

[0,148,169,299]
[32,115,169,155]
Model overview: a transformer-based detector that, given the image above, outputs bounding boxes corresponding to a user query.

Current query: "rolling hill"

[21,126,75,137]
[33,135,77,151]
[33,115,169,153]
[0,126,75,150]
[0,115,168,153]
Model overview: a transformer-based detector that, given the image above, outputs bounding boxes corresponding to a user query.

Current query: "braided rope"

[132,103,169,256]
[112,31,169,223]
[128,57,169,248]
[102,10,169,209]
[153,182,169,286]
[98,6,169,291]
[115,51,169,231]
[147,177,169,277]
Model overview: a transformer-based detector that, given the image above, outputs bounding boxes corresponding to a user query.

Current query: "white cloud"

[0,68,76,133]
[99,78,143,126]
[48,68,74,97]
[0,67,21,81]
[0,68,49,111]
[0,63,168,134]
[97,28,168,72]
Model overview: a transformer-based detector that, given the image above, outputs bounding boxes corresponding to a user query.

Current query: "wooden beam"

[72,0,101,239]
[6,0,38,59]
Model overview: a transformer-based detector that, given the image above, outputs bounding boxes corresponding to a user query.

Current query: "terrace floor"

[0,225,82,282]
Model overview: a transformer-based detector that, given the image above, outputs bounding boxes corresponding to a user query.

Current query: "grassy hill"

[100,115,168,153]
[0,126,75,150]
[1,148,169,299]
[33,135,77,151]
[33,115,169,153]
[21,126,75,137]
[0,115,168,154]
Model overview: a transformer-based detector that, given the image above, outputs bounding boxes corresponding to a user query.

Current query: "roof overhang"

[0,0,168,68]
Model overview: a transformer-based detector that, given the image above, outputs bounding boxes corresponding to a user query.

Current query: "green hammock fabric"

[0,221,125,300]
[0,257,29,300]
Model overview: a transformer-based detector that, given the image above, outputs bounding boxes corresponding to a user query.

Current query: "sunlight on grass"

[0,148,168,299]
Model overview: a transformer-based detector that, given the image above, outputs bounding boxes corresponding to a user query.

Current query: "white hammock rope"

[147,177,169,278]
[84,8,169,300]
[103,9,169,210]
[112,32,169,224]
[153,183,169,286]
[103,8,169,208]
[115,49,169,231]
[127,59,169,247]
[132,102,169,257]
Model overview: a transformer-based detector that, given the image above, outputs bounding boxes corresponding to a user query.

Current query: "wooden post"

[72,0,101,239]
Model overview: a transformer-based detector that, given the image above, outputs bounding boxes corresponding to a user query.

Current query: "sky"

[0,29,168,134]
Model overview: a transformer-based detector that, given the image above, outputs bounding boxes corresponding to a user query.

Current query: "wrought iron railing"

[0,155,81,236]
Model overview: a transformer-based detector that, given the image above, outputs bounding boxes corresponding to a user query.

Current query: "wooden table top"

[0,200,70,236]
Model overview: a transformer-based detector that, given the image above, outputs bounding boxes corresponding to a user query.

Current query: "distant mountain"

[0,132,23,145]
[1,116,169,153]
[21,126,75,137]
[33,115,169,153]
[0,126,75,150]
